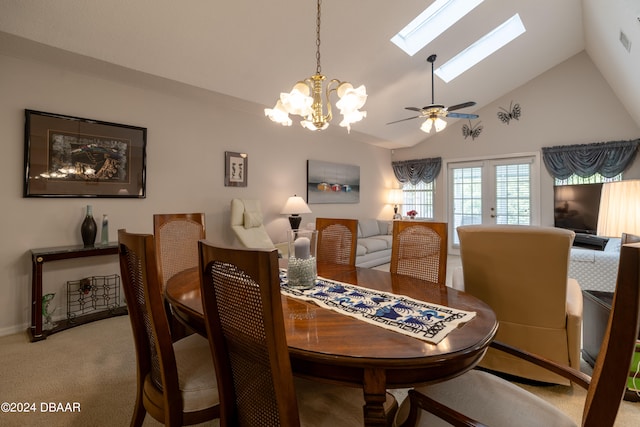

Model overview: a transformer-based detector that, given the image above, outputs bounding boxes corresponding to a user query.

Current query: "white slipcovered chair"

[230,199,276,249]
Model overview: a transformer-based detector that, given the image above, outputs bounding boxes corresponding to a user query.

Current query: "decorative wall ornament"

[497,101,521,124]
[461,120,483,140]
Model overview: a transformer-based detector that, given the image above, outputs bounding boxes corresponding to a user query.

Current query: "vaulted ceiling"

[1,0,638,149]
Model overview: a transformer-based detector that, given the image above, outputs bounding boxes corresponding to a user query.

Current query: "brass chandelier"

[264,0,367,133]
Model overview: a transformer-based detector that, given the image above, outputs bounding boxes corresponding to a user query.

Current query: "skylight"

[435,14,526,82]
[391,0,485,57]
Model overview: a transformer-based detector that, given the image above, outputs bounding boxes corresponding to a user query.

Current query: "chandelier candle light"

[265,0,367,132]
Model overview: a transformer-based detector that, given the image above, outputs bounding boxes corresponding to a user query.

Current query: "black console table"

[29,243,127,342]
[582,290,640,402]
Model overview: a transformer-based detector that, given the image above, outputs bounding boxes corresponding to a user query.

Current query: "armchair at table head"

[117,229,219,427]
[198,241,396,426]
[230,199,276,249]
[454,224,582,385]
[395,241,640,427]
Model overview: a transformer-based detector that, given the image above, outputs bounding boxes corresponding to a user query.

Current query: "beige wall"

[1,46,639,335]
[0,49,395,335]
[392,51,640,226]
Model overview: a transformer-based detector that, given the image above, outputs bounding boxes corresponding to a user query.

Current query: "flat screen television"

[553,183,602,235]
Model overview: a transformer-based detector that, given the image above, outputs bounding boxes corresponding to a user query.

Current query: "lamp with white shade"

[281,195,312,230]
[388,189,403,220]
[597,180,640,237]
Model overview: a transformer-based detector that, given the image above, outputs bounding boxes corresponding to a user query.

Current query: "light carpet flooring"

[1,268,639,426]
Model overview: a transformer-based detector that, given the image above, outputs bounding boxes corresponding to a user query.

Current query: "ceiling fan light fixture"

[420,118,433,133]
[434,116,447,132]
[265,0,366,132]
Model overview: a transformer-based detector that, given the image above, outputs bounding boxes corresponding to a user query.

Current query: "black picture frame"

[224,151,248,187]
[24,110,147,198]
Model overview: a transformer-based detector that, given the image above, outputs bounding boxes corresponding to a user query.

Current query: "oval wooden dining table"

[165,262,498,427]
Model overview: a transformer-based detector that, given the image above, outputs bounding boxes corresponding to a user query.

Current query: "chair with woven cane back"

[118,229,219,427]
[390,221,448,285]
[198,241,397,426]
[153,213,206,339]
[394,241,640,427]
[315,217,358,266]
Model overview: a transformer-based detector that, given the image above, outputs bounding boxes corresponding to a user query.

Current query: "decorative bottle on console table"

[101,214,109,245]
[81,205,97,247]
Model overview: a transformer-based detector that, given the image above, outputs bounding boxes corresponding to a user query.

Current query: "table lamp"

[281,195,312,230]
[388,189,403,220]
[597,180,640,237]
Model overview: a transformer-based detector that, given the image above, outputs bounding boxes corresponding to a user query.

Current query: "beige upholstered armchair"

[230,199,275,249]
[453,224,582,385]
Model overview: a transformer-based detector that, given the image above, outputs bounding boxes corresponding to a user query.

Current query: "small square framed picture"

[224,151,247,187]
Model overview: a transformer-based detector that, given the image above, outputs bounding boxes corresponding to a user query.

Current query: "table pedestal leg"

[363,368,389,426]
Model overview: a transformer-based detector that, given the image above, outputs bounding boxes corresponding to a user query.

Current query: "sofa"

[569,238,621,293]
[355,219,393,268]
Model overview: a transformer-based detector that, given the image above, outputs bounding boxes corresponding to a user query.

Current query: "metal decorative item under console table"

[29,243,127,342]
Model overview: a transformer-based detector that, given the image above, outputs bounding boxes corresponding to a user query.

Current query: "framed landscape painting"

[23,110,147,198]
[307,160,360,204]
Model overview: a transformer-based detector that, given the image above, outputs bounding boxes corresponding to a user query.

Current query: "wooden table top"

[166,262,497,426]
[165,262,497,380]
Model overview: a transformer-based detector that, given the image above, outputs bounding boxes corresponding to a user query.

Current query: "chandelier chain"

[315,0,322,75]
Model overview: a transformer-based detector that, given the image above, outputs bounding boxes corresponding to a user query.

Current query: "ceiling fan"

[388,54,479,133]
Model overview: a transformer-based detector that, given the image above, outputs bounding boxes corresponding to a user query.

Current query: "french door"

[448,155,539,249]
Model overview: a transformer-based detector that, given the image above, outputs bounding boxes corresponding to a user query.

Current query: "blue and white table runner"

[280,270,476,344]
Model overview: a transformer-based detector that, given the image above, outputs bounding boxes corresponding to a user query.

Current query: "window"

[554,173,622,186]
[495,163,531,225]
[401,180,435,219]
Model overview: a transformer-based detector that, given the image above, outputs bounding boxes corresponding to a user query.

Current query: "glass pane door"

[449,156,537,248]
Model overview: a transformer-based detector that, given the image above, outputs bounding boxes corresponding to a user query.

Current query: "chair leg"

[130,391,146,427]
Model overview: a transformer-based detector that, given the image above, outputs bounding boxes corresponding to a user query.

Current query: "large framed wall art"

[307,160,360,204]
[24,110,147,198]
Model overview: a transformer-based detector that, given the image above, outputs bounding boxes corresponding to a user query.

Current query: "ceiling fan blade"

[446,112,479,119]
[447,101,476,111]
[405,107,422,112]
[387,116,421,125]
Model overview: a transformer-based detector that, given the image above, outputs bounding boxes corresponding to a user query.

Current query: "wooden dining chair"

[118,229,220,427]
[394,242,640,427]
[153,213,206,288]
[153,213,206,339]
[315,217,358,266]
[390,221,448,285]
[198,241,397,427]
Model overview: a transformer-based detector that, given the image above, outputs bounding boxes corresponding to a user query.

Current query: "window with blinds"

[495,163,531,225]
[401,180,435,219]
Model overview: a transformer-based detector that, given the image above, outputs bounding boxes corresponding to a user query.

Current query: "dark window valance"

[392,157,442,185]
[542,139,640,180]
